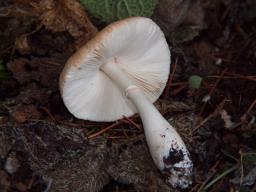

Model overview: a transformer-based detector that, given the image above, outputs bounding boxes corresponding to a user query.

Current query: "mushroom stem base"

[101,60,193,189]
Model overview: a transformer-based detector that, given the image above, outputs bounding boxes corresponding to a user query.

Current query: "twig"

[199,68,228,116]
[189,183,201,192]
[172,84,187,96]
[122,126,131,139]
[241,98,256,122]
[40,106,56,122]
[88,121,121,139]
[122,116,141,129]
[193,98,227,134]
[107,136,127,139]
[197,160,221,192]
[43,179,53,192]
[210,68,229,95]
[208,75,256,81]
[239,149,244,188]
[168,81,187,86]
[0,46,12,58]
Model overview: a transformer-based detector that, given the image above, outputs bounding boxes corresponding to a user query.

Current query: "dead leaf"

[153,0,205,41]
[183,39,219,75]
[32,0,98,48]
[171,25,202,43]
[15,34,32,55]
[7,57,62,87]
[2,0,97,48]
[183,0,205,27]
[14,82,51,105]
[10,104,42,123]
[153,0,191,33]
[7,58,30,84]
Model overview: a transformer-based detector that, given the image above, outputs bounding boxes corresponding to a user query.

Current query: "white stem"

[100,60,193,188]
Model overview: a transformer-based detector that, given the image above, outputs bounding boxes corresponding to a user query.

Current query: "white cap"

[60,17,170,121]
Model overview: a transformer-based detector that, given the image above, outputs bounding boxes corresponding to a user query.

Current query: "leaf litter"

[0,0,256,191]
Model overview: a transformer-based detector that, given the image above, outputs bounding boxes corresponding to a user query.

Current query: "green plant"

[80,0,157,23]
[188,75,202,89]
[202,165,237,191]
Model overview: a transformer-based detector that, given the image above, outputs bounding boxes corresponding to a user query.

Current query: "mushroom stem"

[101,60,193,188]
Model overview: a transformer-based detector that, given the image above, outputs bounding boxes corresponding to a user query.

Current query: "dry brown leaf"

[4,0,97,48]
[14,83,51,105]
[32,0,98,48]
[153,0,205,39]
[10,104,42,123]
[183,0,205,27]
[7,57,62,87]
[6,58,31,84]
[15,35,32,55]
[153,0,191,33]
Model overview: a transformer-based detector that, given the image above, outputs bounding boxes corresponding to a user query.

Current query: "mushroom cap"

[60,17,170,122]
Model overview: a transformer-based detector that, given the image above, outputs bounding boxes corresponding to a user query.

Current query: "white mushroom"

[59,17,193,188]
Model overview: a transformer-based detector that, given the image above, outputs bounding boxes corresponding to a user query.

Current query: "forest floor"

[0,0,256,192]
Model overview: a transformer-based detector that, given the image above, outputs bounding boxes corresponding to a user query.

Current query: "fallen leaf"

[7,57,62,87]
[33,0,98,47]
[15,35,32,55]
[153,0,191,33]
[10,104,42,123]
[183,0,205,27]
[3,0,97,48]
[21,83,50,103]
[183,39,220,76]
[153,0,205,41]
[171,25,202,43]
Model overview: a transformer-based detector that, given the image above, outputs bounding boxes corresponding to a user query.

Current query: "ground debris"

[33,0,98,48]
[10,104,42,123]
[153,0,205,42]
[0,0,255,191]
[0,121,171,192]
[7,57,62,87]
[0,0,97,49]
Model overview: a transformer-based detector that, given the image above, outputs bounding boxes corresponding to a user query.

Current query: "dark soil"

[0,0,255,192]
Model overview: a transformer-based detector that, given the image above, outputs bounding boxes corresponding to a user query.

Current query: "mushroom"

[59,17,193,188]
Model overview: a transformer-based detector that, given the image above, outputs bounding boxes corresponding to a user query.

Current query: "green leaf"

[80,0,157,23]
[188,75,202,89]
[203,165,237,191]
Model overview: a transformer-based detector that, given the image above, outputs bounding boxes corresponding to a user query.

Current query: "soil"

[0,0,255,192]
